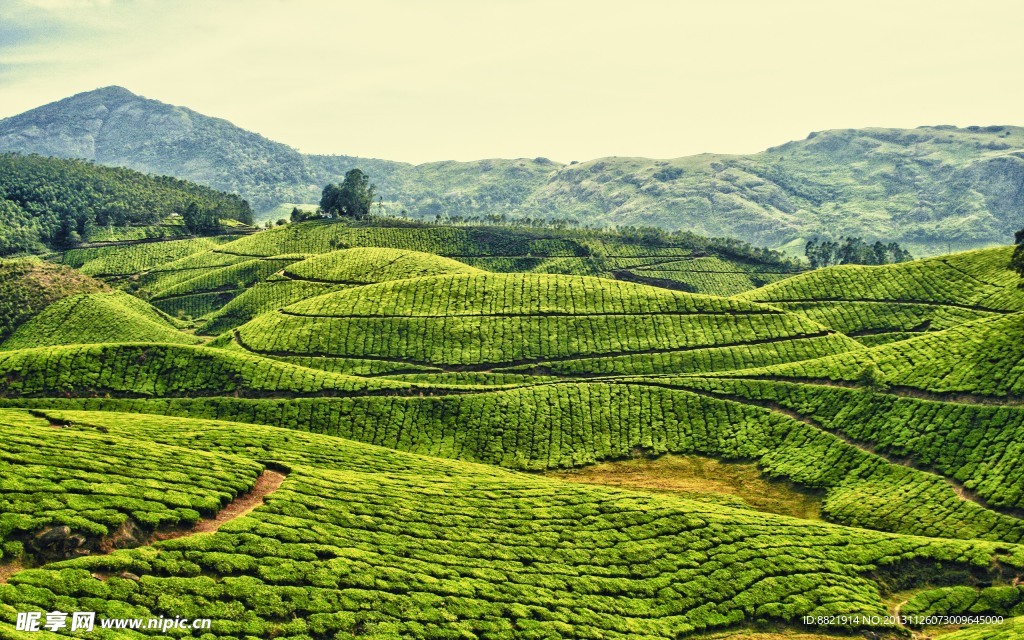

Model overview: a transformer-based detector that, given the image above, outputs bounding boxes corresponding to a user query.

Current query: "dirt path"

[0,563,23,584]
[155,469,287,540]
[1,469,287,584]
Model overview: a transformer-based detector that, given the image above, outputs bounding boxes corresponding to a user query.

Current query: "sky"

[1,0,1023,164]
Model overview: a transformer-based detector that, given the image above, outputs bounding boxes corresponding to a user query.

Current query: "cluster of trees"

[805,237,913,268]
[319,169,378,220]
[0,153,252,254]
[181,202,221,234]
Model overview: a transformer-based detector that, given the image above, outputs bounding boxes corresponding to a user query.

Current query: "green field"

[0,219,1022,638]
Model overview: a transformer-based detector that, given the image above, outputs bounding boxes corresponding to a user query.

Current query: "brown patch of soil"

[0,562,23,584]
[548,454,823,520]
[155,469,286,540]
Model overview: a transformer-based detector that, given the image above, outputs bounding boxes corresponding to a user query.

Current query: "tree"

[320,169,376,219]
[182,202,219,234]
[1012,227,1024,283]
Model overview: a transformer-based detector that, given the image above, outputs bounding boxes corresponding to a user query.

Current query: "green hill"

[735,246,1024,345]
[196,248,481,335]
[231,272,859,376]
[0,152,253,255]
[0,259,108,342]
[2,408,1022,639]
[709,312,1024,400]
[4,88,1024,253]
[0,291,198,350]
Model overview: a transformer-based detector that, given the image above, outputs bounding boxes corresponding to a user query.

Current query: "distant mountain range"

[2,86,1022,254]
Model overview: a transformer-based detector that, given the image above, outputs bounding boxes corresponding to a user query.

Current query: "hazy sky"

[2,0,1022,164]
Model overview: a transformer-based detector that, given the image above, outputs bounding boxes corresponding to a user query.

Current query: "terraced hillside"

[2,409,1023,639]
[61,220,801,323]
[0,224,1022,638]
[231,272,859,378]
[737,246,1024,346]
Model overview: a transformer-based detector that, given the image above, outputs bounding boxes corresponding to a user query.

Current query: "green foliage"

[738,246,1024,345]
[665,377,1024,516]
[0,343,409,398]
[233,272,856,373]
[902,585,1024,619]
[197,280,347,336]
[740,313,1024,399]
[62,237,236,276]
[217,219,797,270]
[286,247,480,284]
[181,201,220,234]
[0,153,252,254]
[0,409,262,555]
[1,409,1022,638]
[0,292,198,350]
[320,169,376,219]
[805,236,912,267]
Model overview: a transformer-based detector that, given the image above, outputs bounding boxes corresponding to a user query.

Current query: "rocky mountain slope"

[2,86,1023,254]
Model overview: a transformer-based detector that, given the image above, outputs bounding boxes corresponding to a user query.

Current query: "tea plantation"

[0,219,1022,638]
[3,409,1024,639]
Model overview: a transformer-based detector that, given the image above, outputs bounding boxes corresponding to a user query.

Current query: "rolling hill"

[3,87,1024,253]
[735,245,1024,346]
[57,220,799,326]
[1,221,1023,638]
[2,408,1023,638]
[0,259,108,342]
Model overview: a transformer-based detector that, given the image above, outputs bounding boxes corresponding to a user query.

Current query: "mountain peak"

[84,85,139,99]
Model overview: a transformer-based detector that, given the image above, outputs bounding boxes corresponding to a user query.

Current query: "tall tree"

[182,202,219,234]
[320,169,376,219]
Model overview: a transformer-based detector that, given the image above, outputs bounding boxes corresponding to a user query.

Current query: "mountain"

[2,87,1024,254]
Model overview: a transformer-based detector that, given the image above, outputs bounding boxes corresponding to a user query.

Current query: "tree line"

[805,237,913,268]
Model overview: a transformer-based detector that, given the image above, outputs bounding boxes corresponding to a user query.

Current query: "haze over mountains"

[1,86,1022,254]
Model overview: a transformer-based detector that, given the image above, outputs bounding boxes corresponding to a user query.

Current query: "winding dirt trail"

[155,469,287,540]
[0,469,287,584]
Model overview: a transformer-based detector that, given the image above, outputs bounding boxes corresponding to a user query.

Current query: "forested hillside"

[0,153,253,255]
[3,87,1023,254]
[1,221,1023,638]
